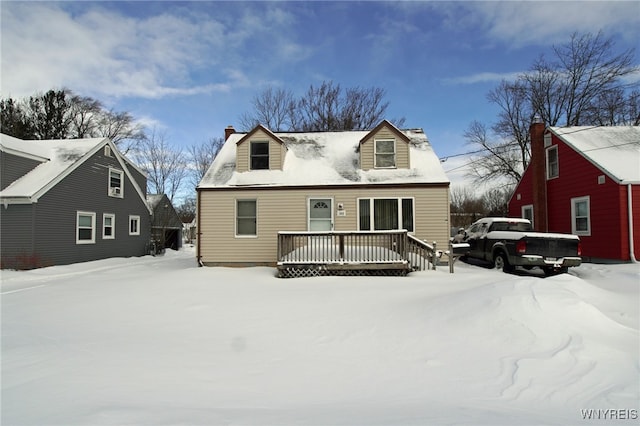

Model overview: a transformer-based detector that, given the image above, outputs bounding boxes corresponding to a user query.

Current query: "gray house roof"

[0,133,150,211]
[550,126,640,184]
[198,127,449,188]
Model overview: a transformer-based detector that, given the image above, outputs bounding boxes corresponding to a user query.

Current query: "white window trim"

[571,196,591,236]
[521,205,534,228]
[235,199,258,238]
[103,213,115,240]
[546,145,559,180]
[76,211,96,244]
[108,168,124,198]
[357,197,415,232]
[374,138,396,169]
[129,215,141,236]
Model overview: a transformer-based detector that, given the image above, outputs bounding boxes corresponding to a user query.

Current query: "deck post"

[432,241,437,270]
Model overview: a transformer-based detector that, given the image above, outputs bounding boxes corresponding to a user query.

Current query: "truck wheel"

[494,253,513,273]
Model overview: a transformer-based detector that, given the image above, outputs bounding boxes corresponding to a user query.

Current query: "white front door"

[309,198,333,231]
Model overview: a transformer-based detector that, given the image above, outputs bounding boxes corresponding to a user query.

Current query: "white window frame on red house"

[521,204,534,228]
[571,196,591,236]
[546,146,559,179]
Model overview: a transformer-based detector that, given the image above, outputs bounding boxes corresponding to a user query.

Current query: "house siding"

[0,204,37,267]
[124,157,148,194]
[509,131,638,262]
[545,137,628,260]
[198,185,450,265]
[360,127,410,171]
[0,149,150,267]
[0,151,42,190]
[236,129,285,172]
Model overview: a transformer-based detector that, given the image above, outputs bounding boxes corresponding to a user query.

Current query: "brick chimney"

[530,117,548,232]
[224,125,235,141]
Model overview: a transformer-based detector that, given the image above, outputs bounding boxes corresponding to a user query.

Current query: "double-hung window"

[358,198,414,232]
[103,213,115,239]
[109,168,123,197]
[76,211,96,244]
[250,141,269,170]
[546,146,559,179]
[236,199,257,237]
[129,215,140,236]
[375,139,396,168]
[522,205,534,228]
[571,196,590,236]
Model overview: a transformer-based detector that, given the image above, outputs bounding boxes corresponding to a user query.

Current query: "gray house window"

[374,139,396,168]
[250,142,269,170]
[103,213,115,239]
[109,168,124,197]
[236,199,257,237]
[77,211,96,244]
[129,215,140,236]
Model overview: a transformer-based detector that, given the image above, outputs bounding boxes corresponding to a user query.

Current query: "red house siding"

[630,185,640,261]
[508,166,534,219]
[509,128,638,262]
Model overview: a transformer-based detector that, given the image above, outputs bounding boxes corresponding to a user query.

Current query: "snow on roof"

[198,128,449,188]
[550,126,640,184]
[0,134,108,200]
[146,194,166,209]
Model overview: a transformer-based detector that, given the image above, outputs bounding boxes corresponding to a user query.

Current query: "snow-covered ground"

[1,246,638,426]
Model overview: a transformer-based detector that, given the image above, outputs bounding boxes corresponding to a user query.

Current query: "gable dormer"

[358,120,411,171]
[235,125,287,172]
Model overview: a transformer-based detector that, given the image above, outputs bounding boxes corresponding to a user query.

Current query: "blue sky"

[2,1,639,186]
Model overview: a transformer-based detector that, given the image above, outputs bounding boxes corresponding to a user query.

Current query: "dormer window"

[250,141,269,170]
[109,168,123,197]
[375,139,396,168]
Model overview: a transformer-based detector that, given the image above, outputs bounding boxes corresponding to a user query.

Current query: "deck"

[276,230,438,278]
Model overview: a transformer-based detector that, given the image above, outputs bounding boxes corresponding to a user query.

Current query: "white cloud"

[0,3,298,100]
[460,1,640,48]
[443,71,522,85]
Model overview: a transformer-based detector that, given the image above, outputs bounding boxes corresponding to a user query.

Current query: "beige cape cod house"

[196,120,450,276]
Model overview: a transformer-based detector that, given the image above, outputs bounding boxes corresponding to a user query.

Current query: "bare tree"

[0,89,146,152]
[68,94,102,138]
[466,31,637,184]
[188,136,224,188]
[464,120,524,185]
[134,128,187,202]
[240,80,405,132]
[97,109,146,154]
[239,87,296,131]
[26,89,74,139]
[552,31,636,126]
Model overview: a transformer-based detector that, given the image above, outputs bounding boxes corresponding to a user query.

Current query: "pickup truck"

[459,217,582,276]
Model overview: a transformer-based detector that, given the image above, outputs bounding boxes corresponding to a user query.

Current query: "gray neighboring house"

[147,194,183,251]
[0,133,152,269]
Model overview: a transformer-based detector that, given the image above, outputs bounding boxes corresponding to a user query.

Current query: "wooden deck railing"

[277,230,438,276]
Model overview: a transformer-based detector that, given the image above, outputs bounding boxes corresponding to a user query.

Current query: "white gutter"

[628,184,638,263]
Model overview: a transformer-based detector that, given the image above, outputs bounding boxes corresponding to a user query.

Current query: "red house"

[509,122,640,262]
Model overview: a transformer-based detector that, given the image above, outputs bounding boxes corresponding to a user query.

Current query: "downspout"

[196,188,203,267]
[628,184,638,263]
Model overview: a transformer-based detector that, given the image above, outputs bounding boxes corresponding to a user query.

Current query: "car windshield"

[489,221,532,232]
